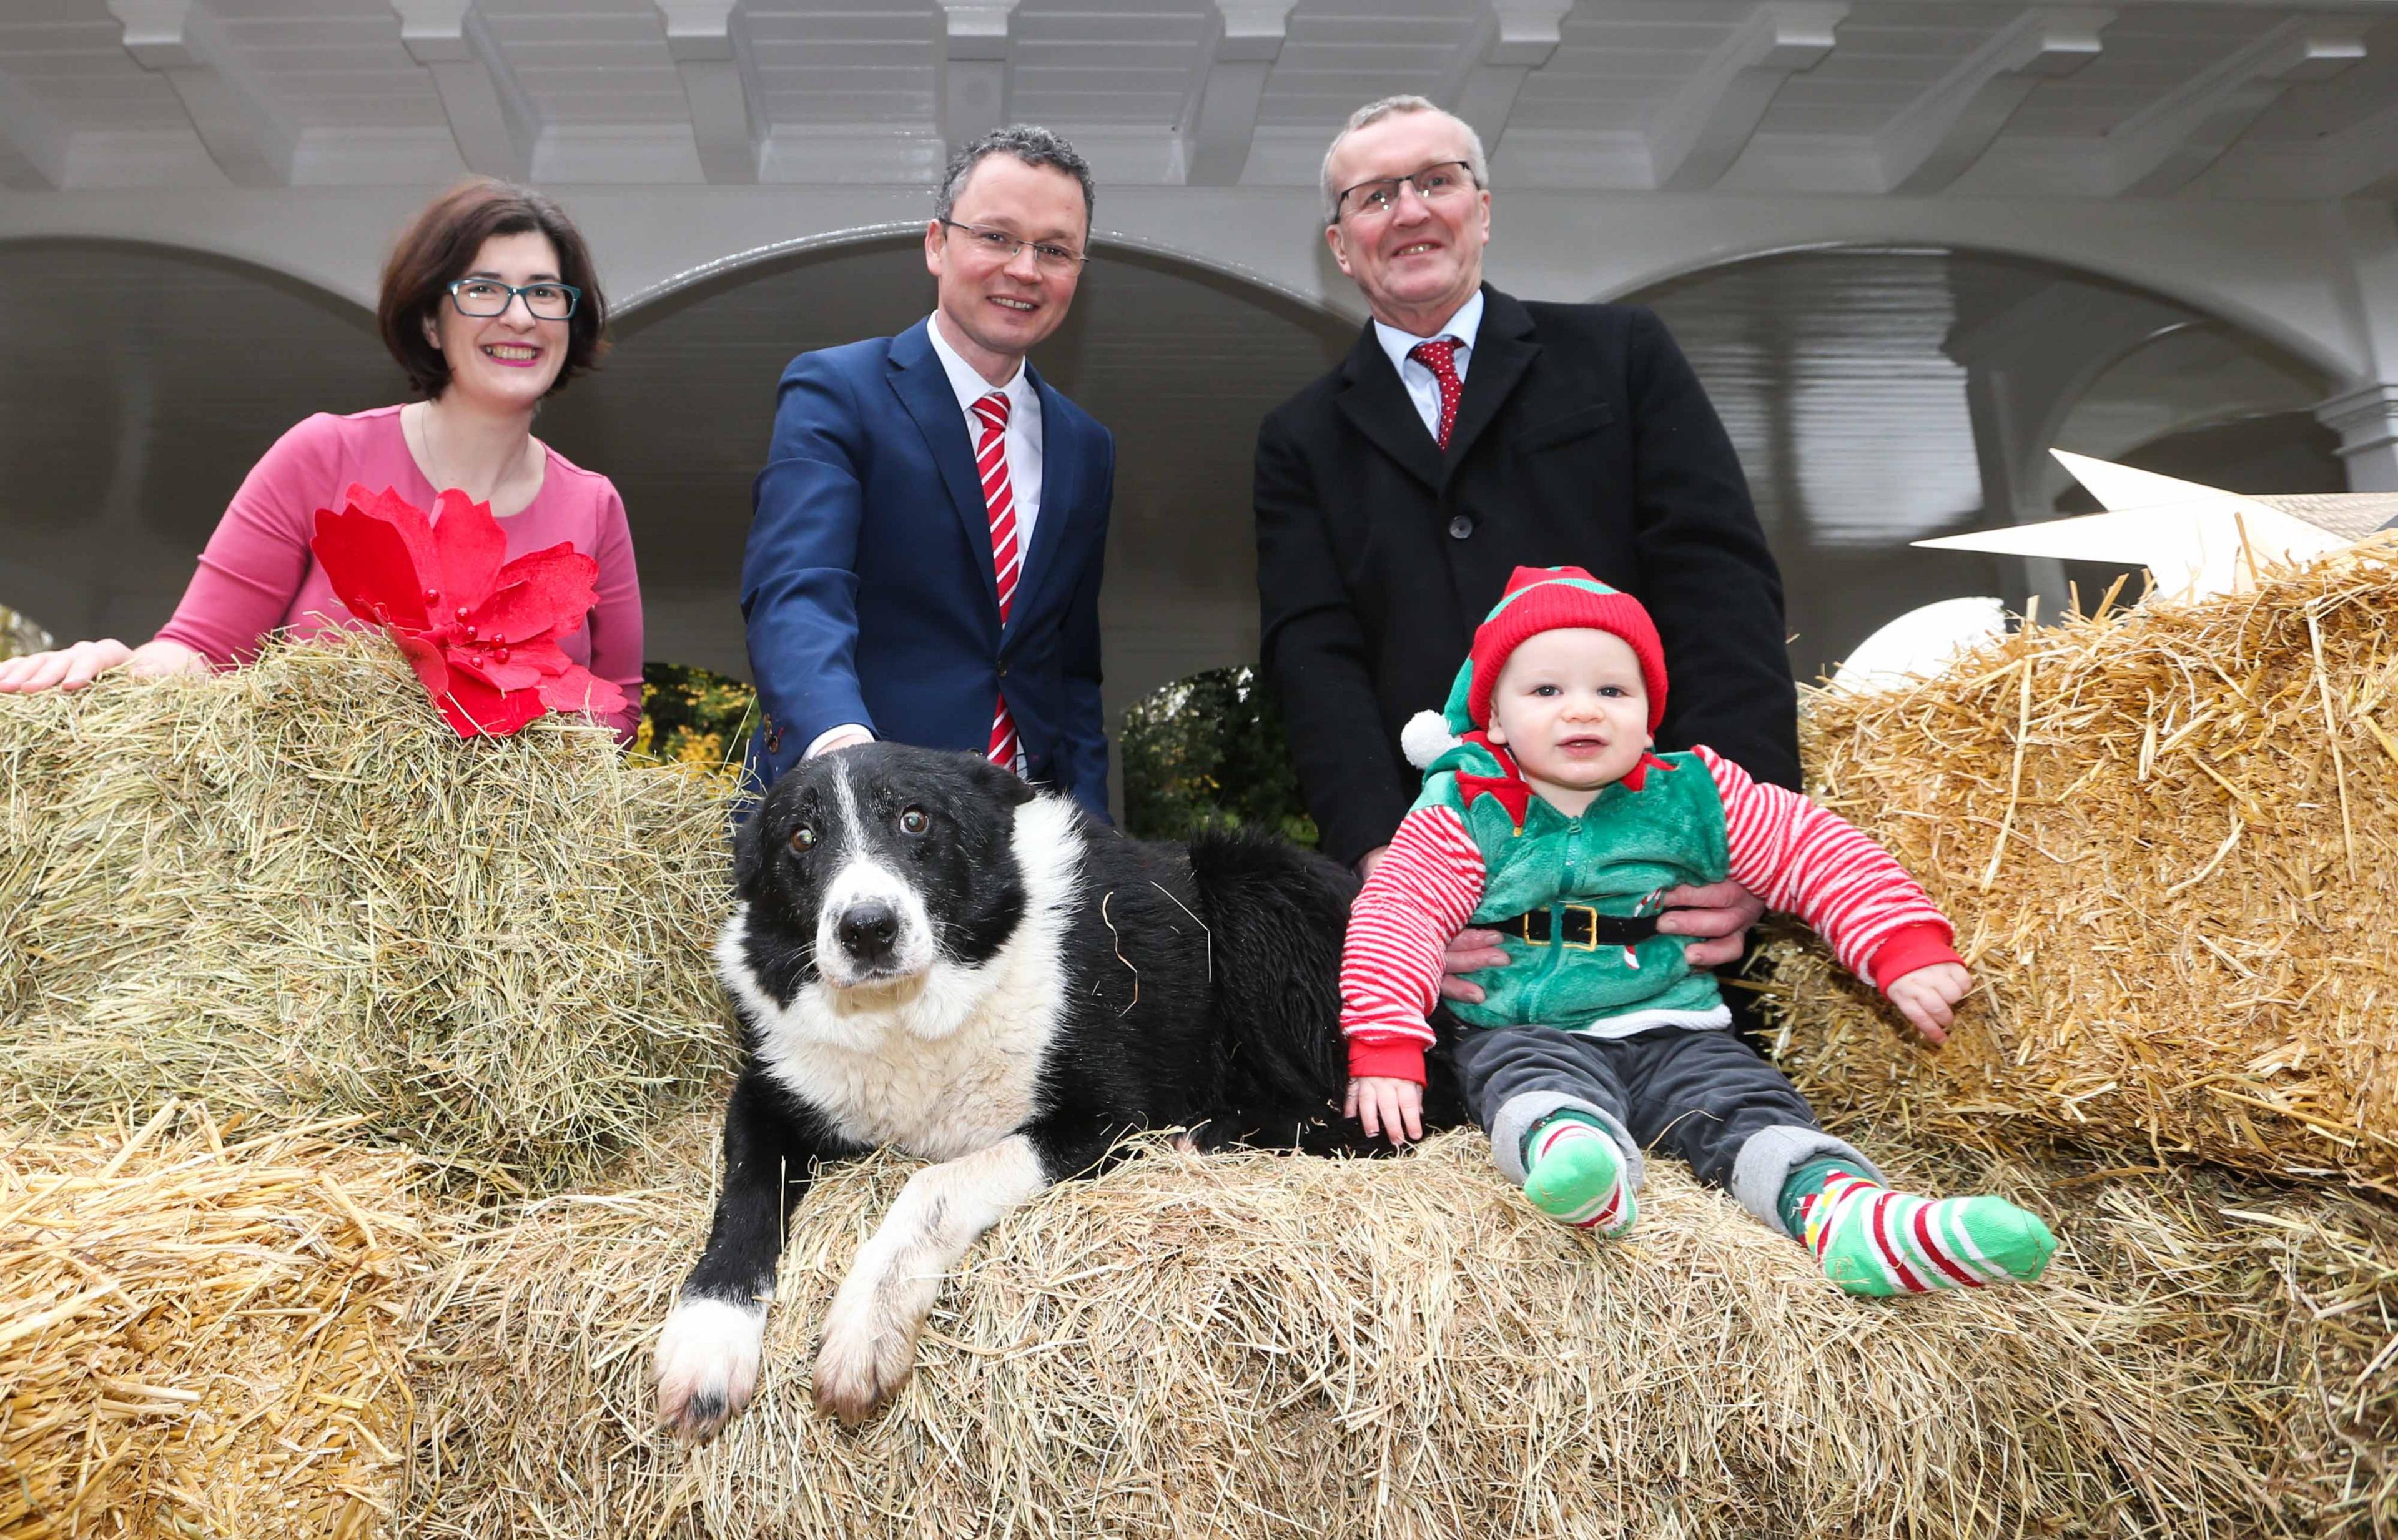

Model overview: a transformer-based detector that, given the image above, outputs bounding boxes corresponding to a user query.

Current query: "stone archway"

[1623,244,2339,684]
[533,234,1358,730]
[0,238,398,649]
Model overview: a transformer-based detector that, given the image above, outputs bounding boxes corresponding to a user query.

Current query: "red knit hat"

[1465,566,1668,735]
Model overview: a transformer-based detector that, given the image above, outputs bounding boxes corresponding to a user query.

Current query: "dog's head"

[734,742,1038,995]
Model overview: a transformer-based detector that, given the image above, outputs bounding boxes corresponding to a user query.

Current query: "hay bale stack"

[1,1102,448,1538]
[1877,1122,2398,1536]
[404,1118,2270,1539]
[1769,542,2398,1189]
[0,636,735,1188]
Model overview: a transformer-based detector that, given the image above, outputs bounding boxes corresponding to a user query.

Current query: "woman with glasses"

[0,178,645,741]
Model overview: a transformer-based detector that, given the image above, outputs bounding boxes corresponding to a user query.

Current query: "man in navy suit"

[742,125,1116,816]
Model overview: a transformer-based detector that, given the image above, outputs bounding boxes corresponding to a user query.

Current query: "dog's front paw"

[654,1295,767,1443]
[811,1281,922,1423]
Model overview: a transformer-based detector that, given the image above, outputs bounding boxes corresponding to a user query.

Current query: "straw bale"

[0,636,736,1188]
[402,1113,2272,1539]
[0,1101,450,1538]
[1767,541,2398,1190]
[1868,1120,2398,1538]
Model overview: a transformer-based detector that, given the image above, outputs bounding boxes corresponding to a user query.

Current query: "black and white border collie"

[653,743,1451,1438]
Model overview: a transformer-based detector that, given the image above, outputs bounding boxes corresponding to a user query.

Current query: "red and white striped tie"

[972,390,1024,773]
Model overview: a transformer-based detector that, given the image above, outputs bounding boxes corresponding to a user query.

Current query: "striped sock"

[1520,1113,1636,1236]
[1795,1168,2057,1297]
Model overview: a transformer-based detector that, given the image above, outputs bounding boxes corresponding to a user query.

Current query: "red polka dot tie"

[1409,338,1464,451]
[972,390,1024,773]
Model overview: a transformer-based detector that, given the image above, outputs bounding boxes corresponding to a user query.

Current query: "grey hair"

[1319,95,1488,224]
[935,124,1096,230]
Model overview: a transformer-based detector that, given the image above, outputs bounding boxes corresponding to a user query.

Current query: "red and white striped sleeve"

[1695,746,1961,989]
[1339,804,1486,1085]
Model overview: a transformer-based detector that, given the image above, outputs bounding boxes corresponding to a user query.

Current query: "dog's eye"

[899,806,929,835]
[787,824,815,852]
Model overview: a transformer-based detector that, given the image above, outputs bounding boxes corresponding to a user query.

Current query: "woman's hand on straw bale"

[1438,928,1509,1004]
[1346,1075,1424,1146]
[0,638,133,693]
[1885,962,1971,1046]
[1653,880,1767,968]
[0,637,205,694]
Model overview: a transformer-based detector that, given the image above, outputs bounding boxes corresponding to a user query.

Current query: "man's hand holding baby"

[1885,962,1971,1045]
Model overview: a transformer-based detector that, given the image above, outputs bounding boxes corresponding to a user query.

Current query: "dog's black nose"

[837,901,900,962]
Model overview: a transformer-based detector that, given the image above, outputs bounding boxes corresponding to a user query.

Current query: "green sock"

[1520,1112,1635,1236]
[1778,1156,1849,1237]
[1784,1163,2057,1298]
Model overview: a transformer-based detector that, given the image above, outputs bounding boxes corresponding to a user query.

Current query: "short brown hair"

[377,178,609,398]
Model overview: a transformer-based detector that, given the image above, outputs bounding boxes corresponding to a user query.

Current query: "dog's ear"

[730,802,771,898]
[964,753,1039,807]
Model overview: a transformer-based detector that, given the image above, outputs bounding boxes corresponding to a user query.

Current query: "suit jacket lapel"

[1439,285,1539,489]
[1335,324,1444,493]
[887,319,1001,618]
[1009,365,1079,635]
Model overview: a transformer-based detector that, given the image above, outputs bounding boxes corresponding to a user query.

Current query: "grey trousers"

[1451,1024,1881,1238]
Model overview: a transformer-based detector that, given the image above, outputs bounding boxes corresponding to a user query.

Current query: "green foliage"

[1121,666,1316,847]
[636,661,757,781]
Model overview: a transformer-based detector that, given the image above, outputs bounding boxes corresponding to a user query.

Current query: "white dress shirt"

[806,315,1047,759]
[926,310,1045,551]
[1372,287,1485,443]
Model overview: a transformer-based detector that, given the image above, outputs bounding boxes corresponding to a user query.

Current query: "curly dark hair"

[377,178,609,399]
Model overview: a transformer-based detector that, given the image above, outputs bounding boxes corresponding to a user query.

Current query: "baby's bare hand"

[1345,1076,1424,1146]
[1885,962,1971,1045]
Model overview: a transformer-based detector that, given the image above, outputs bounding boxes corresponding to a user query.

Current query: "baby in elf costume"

[1341,565,2055,1297]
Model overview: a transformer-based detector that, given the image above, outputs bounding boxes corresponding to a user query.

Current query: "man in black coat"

[1256,94,1798,979]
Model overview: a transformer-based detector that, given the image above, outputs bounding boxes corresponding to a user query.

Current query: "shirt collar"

[926,312,1035,418]
[1372,287,1485,379]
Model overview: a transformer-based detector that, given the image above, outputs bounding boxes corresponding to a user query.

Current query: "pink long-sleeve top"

[154,405,646,741]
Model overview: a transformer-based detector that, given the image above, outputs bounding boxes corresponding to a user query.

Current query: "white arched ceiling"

[1,184,2381,383]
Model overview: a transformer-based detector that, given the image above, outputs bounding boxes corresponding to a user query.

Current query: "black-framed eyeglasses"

[447,279,581,320]
[1331,161,1478,224]
[938,219,1087,272]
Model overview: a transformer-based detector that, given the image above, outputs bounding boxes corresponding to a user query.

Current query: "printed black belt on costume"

[1491,905,1660,949]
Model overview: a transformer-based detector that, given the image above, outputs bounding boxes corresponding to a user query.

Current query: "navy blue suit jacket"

[741,318,1115,817]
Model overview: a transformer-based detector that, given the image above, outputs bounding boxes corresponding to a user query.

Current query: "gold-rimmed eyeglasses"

[1331,161,1478,224]
[939,220,1088,272]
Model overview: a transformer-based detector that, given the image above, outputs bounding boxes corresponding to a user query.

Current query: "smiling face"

[924,153,1089,384]
[1323,107,1491,336]
[1484,629,1654,812]
[425,230,572,412]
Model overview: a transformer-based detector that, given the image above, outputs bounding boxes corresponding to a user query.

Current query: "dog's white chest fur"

[716,796,1083,1163]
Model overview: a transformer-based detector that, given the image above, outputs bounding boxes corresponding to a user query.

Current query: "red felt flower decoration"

[308,483,627,738]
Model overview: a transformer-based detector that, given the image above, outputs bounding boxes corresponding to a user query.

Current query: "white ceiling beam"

[656,0,766,184]
[1876,8,2109,194]
[109,0,295,187]
[1644,2,1845,192]
[1437,0,1572,158]
[2316,99,2398,199]
[0,70,72,190]
[2105,17,2367,196]
[1179,0,1296,187]
[392,0,540,182]
[937,0,1020,152]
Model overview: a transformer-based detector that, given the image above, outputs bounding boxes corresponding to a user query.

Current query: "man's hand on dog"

[1346,1075,1424,1145]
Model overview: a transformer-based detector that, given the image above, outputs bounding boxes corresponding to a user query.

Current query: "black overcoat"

[1254,285,1802,867]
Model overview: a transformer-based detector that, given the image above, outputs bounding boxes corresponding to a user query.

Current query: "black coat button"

[997,659,1009,678]
[1448,515,1473,540]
